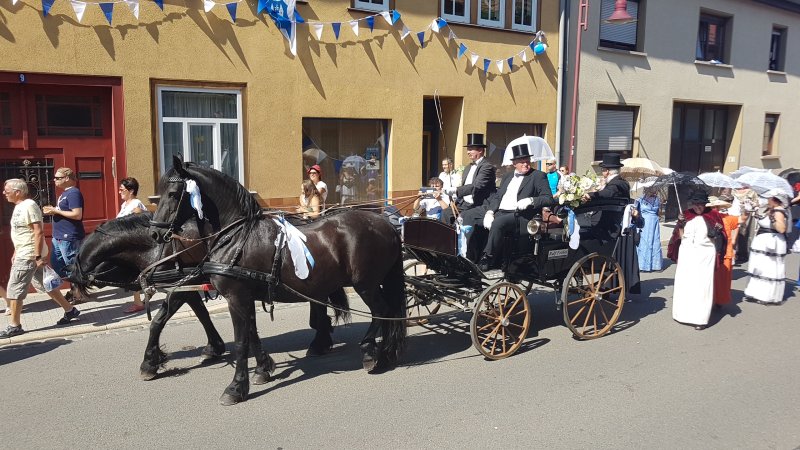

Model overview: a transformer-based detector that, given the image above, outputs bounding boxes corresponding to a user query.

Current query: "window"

[157,87,244,183]
[594,106,636,161]
[512,0,537,32]
[353,0,389,12]
[696,13,730,63]
[0,92,11,136]
[441,0,470,24]
[35,95,103,137]
[485,122,545,168]
[302,118,389,205]
[763,113,779,156]
[599,0,641,51]
[769,27,786,71]
[478,0,504,28]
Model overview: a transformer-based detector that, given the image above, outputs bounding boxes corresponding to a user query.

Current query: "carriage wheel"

[404,260,440,326]
[561,253,625,340]
[470,282,531,360]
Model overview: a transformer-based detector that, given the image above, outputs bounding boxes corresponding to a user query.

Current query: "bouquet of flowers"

[557,170,599,208]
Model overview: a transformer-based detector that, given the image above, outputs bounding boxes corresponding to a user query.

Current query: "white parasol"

[501,135,554,166]
[620,158,667,181]
[729,166,770,179]
[698,171,744,189]
[736,171,794,197]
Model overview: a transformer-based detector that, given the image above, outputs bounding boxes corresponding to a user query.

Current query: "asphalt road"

[1,257,799,449]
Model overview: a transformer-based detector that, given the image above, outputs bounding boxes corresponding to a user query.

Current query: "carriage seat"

[402,218,458,256]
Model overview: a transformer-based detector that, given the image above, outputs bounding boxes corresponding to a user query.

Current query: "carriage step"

[481,269,504,280]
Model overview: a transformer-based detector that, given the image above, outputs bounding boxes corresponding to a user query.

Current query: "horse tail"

[380,253,407,359]
[328,288,351,324]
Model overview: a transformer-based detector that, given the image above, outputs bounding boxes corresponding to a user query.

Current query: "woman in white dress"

[117,177,147,313]
[744,190,789,305]
[672,191,717,330]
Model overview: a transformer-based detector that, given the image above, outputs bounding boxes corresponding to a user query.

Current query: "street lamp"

[566,0,635,173]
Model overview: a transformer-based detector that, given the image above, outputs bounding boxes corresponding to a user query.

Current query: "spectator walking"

[117,177,147,313]
[672,190,717,330]
[636,187,662,272]
[744,190,789,305]
[0,179,80,338]
[43,167,85,303]
[438,157,461,191]
[708,195,738,308]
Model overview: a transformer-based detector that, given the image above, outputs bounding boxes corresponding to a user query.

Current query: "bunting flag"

[42,0,55,16]
[203,0,214,12]
[12,0,18,4]
[457,43,467,59]
[495,59,504,73]
[520,50,528,63]
[311,22,323,40]
[400,25,410,40]
[469,53,479,67]
[257,0,267,14]
[507,57,514,71]
[436,18,447,31]
[268,0,298,56]
[391,10,400,24]
[417,31,425,47]
[483,58,491,73]
[447,30,455,43]
[226,2,237,22]
[152,0,162,10]
[379,11,391,25]
[99,2,113,24]
[125,0,139,19]
[349,20,358,37]
[70,0,86,22]
[332,22,340,40]
[366,15,374,31]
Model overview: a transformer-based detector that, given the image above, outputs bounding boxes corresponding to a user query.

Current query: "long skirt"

[673,245,716,326]
[713,257,733,305]
[637,212,662,271]
[744,233,786,303]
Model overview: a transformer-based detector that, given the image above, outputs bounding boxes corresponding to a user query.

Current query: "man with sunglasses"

[43,167,85,302]
[544,159,561,196]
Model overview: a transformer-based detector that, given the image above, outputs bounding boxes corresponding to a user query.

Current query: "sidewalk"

[0,287,229,346]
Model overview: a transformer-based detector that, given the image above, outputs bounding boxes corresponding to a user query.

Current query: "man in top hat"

[584,153,631,201]
[478,143,555,271]
[444,133,497,211]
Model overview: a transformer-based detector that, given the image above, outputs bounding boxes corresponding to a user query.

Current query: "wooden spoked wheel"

[561,253,625,340]
[470,282,531,360]
[404,260,440,325]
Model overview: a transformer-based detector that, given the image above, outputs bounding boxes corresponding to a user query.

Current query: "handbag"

[702,217,727,265]
[42,265,63,292]
[667,227,681,262]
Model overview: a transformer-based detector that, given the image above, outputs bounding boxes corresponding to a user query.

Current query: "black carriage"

[402,197,631,360]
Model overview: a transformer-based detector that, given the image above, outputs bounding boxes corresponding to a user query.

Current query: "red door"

[0,76,122,285]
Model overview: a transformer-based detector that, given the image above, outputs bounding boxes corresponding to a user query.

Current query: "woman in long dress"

[672,191,717,330]
[636,188,662,272]
[744,190,789,304]
[709,195,738,308]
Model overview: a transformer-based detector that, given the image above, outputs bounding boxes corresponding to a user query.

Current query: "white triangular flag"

[520,50,528,63]
[496,60,504,73]
[311,22,324,40]
[400,25,410,39]
[349,20,359,37]
[204,0,215,13]
[431,18,440,33]
[469,53,479,67]
[125,0,139,19]
[380,11,392,24]
[448,30,455,42]
[71,0,87,22]
[12,0,19,4]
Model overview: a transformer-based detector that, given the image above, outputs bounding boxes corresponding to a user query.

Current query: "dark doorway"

[422,99,442,185]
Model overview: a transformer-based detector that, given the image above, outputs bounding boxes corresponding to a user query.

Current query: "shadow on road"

[0,339,71,365]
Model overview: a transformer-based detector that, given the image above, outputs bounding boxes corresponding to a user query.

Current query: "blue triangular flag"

[366,16,375,31]
[100,3,114,24]
[152,0,163,9]
[437,18,447,30]
[507,57,514,71]
[257,0,267,14]
[529,41,536,52]
[483,58,491,72]
[391,10,400,24]
[294,10,304,23]
[457,43,467,59]
[332,22,341,40]
[417,31,425,47]
[42,0,55,16]
[227,2,237,21]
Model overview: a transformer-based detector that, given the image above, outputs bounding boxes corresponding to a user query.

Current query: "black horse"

[150,156,407,405]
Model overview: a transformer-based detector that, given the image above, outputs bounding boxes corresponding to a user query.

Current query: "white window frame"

[477,0,504,28]
[511,0,537,32]
[156,86,245,183]
[353,0,389,12]
[441,0,470,24]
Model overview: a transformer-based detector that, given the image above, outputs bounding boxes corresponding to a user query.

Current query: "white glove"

[516,197,533,211]
[444,187,457,196]
[483,211,495,230]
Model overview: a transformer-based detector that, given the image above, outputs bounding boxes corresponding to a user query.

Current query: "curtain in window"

[162,91,237,119]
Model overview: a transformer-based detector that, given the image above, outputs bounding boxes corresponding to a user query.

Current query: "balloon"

[533,42,547,55]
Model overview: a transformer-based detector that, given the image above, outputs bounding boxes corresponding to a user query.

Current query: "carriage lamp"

[527,219,542,235]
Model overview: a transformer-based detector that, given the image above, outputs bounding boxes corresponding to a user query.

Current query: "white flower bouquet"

[557,171,599,208]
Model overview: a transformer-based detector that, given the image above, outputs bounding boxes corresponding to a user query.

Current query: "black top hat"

[510,143,533,160]
[687,190,710,205]
[599,153,623,169]
[464,133,487,148]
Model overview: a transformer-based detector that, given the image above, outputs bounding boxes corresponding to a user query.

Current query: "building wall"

[1,0,561,205]
[563,0,800,173]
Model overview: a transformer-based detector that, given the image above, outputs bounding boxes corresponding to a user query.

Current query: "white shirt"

[315,180,328,206]
[117,199,147,218]
[463,157,484,205]
[439,171,461,190]
[498,173,525,211]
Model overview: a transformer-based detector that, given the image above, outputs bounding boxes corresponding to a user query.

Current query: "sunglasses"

[308,171,319,175]
[546,163,556,166]
[54,176,66,180]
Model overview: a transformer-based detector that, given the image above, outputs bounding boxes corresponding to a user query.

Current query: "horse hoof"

[362,357,377,373]
[252,372,270,385]
[200,344,225,361]
[306,346,330,357]
[219,392,245,406]
[140,370,158,381]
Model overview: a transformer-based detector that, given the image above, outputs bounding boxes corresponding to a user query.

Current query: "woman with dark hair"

[672,190,720,330]
[296,179,321,219]
[117,177,147,313]
[744,190,789,304]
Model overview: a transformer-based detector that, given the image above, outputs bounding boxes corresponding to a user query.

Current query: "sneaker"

[0,324,25,338]
[56,307,80,325]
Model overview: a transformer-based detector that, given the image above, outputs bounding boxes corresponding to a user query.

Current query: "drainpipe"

[555,0,567,167]
[567,0,589,174]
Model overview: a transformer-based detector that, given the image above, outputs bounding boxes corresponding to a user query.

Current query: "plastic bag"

[42,265,63,292]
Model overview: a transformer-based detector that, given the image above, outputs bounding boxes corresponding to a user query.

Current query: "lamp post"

[566,0,634,173]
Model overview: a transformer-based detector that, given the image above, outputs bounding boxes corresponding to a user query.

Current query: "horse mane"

[162,163,261,221]
[95,211,153,234]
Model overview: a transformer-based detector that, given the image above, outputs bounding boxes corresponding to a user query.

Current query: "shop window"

[763,113,779,156]
[157,86,244,183]
[599,0,641,51]
[594,106,636,162]
[512,0,537,32]
[0,92,10,136]
[478,0,504,28]
[35,95,103,137]
[696,12,730,63]
[485,122,545,168]
[353,0,389,12]
[302,118,389,205]
[769,27,786,71]
[442,0,470,24]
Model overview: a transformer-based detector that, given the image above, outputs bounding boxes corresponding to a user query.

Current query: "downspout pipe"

[567,0,589,174]
[555,0,567,168]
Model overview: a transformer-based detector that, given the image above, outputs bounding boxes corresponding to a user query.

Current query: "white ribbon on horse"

[272,216,315,279]
[184,179,204,220]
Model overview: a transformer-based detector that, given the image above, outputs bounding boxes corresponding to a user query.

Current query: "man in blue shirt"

[43,167,85,285]
[544,158,561,196]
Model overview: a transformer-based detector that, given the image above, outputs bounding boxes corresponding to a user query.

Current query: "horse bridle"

[149,176,187,243]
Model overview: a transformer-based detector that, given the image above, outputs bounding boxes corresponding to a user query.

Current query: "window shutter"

[595,108,634,152]
[599,0,638,46]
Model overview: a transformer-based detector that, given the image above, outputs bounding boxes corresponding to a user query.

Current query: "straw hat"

[706,196,732,209]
